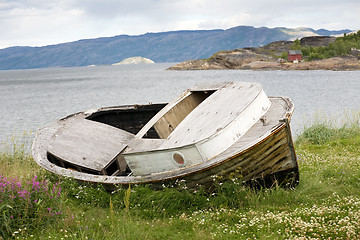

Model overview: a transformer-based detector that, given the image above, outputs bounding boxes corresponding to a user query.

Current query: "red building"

[288,50,302,62]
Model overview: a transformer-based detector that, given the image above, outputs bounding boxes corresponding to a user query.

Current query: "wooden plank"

[154,91,210,138]
[267,156,294,173]
[161,82,269,147]
[47,119,134,171]
[243,149,291,181]
[222,132,287,178]
[135,90,192,138]
[239,132,288,171]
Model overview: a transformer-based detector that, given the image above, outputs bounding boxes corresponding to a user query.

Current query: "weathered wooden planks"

[47,119,134,171]
[32,82,298,189]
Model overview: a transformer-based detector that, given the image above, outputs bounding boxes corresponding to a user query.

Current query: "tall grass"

[0,132,64,239]
[297,110,360,145]
[1,113,360,239]
[0,131,40,179]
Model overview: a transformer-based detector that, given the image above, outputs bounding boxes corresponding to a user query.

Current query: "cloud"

[0,2,86,47]
[0,0,359,49]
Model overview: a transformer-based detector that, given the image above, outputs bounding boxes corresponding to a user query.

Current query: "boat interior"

[86,103,166,138]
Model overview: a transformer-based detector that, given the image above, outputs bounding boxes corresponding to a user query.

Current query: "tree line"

[291,30,360,60]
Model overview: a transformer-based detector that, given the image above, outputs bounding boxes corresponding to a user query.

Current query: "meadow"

[1,113,359,240]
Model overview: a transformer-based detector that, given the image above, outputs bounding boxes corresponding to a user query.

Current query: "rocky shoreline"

[168,36,360,71]
[168,55,360,71]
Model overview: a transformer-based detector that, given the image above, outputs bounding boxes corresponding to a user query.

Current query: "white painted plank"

[124,144,204,175]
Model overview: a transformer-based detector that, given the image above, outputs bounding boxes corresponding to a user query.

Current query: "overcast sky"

[0,0,359,49]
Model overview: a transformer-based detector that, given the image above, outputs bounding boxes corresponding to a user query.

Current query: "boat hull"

[32,97,299,190]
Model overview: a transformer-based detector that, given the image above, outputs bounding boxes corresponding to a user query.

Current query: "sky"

[0,0,359,49]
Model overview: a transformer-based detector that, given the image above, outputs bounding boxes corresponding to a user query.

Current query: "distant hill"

[0,26,352,70]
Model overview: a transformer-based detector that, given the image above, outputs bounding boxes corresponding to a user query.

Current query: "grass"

[1,115,360,239]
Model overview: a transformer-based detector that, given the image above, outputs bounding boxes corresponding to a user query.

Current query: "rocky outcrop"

[113,57,155,65]
[300,36,336,47]
[268,56,360,71]
[169,55,360,71]
[169,49,273,70]
[259,41,293,52]
[350,48,360,59]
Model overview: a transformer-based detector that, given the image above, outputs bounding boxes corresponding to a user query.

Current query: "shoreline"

[168,55,360,71]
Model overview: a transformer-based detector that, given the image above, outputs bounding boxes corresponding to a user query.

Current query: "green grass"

[1,116,360,239]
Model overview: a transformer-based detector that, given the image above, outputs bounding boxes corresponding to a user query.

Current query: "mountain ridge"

[0,26,352,70]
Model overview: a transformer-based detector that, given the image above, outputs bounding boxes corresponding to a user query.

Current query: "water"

[1,63,360,145]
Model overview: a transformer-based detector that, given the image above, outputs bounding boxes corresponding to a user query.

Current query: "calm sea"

[1,63,360,145]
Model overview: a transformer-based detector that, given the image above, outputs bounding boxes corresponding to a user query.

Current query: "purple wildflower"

[1,174,62,234]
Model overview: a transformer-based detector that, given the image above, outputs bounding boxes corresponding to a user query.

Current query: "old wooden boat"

[32,82,299,190]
